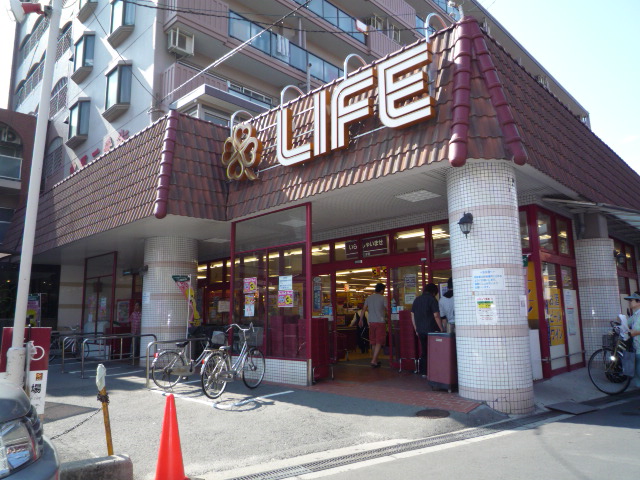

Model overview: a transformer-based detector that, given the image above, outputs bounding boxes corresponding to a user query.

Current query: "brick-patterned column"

[447,160,533,414]
[141,237,198,360]
[574,238,620,357]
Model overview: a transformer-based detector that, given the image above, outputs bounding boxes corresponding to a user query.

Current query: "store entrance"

[335,267,388,364]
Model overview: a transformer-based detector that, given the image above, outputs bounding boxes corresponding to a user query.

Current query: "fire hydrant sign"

[476,296,498,325]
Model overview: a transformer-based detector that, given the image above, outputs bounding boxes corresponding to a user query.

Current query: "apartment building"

[8,0,590,190]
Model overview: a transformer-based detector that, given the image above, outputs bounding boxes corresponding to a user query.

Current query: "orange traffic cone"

[155,394,188,480]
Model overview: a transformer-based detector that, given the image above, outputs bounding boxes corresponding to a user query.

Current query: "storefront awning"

[542,197,640,241]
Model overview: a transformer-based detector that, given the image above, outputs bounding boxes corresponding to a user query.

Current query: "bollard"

[96,364,114,456]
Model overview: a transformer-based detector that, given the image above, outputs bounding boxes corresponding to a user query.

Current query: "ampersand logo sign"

[221,123,263,181]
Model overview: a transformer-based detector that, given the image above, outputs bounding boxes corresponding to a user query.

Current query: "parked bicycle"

[587,321,633,395]
[150,332,221,390]
[49,327,91,361]
[201,323,265,399]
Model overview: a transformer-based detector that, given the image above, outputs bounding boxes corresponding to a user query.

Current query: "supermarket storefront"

[7,17,640,415]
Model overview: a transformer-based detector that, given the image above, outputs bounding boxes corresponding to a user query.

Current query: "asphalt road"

[301,396,640,480]
[43,359,504,480]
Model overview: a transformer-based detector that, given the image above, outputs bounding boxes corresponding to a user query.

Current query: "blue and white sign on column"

[472,268,505,291]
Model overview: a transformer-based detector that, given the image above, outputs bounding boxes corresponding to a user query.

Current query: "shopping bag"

[622,352,636,377]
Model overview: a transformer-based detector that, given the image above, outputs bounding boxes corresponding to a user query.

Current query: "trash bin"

[427,332,457,392]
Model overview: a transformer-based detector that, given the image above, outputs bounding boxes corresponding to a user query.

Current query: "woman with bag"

[624,292,640,386]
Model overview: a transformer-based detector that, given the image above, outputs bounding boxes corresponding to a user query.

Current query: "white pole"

[5,0,63,387]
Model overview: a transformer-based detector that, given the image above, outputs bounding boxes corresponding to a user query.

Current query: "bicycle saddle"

[175,341,189,348]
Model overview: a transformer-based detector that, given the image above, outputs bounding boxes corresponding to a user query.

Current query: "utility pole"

[5,0,62,387]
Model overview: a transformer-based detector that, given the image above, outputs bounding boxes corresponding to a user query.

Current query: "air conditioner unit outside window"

[168,28,194,56]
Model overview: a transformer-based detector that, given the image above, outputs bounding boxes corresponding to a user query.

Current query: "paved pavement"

[40,357,636,480]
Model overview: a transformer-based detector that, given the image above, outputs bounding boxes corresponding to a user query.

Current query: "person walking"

[362,283,387,367]
[129,302,142,358]
[624,291,640,387]
[411,283,444,377]
[439,278,455,333]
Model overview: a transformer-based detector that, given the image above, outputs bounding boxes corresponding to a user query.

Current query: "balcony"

[367,29,402,59]
[162,62,271,115]
[367,0,416,30]
[164,0,228,40]
[162,62,228,105]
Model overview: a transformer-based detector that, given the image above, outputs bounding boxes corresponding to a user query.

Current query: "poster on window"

[278,290,294,308]
[279,275,293,291]
[244,277,258,294]
[244,294,255,316]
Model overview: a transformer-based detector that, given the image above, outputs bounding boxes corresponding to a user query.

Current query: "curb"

[60,454,133,480]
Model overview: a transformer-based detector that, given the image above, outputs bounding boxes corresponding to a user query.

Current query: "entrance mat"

[44,402,98,423]
[545,401,597,415]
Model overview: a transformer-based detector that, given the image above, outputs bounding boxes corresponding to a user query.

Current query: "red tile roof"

[5,17,640,255]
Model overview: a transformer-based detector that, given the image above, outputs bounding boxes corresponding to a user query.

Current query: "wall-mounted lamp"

[614,250,626,265]
[458,212,473,237]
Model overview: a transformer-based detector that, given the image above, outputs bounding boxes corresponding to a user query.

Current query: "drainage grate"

[415,409,450,418]
[227,410,560,480]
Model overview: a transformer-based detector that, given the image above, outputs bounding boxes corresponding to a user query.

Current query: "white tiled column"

[575,238,620,357]
[141,237,198,360]
[447,160,533,414]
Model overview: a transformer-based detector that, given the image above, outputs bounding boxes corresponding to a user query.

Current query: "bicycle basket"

[602,332,618,349]
[211,331,227,346]
[247,327,263,348]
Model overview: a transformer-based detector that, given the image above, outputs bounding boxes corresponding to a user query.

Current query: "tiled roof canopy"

[5,17,640,254]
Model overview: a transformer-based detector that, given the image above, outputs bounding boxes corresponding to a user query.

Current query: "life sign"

[277,40,435,167]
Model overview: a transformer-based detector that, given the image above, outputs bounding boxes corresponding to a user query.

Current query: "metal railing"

[144,336,209,388]
[58,332,157,378]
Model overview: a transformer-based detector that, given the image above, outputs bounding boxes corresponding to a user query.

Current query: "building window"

[431,223,450,259]
[49,78,67,118]
[519,210,530,250]
[105,64,132,112]
[395,228,425,253]
[109,0,135,47]
[367,15,384,31]
[67,100,90,148]
[0,208,13,243]
[537,212,553,251]
[72,34,95,84]
[556,218,570,255]
[311,244,330,264]
[388,24,401,43]
[0,123,22,181]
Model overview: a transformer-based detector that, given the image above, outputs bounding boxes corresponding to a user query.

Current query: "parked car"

[0,380,59,479]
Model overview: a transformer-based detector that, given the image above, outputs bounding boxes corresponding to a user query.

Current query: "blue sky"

[1,0,638,173]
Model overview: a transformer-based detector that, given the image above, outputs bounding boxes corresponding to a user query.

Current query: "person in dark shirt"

[411,283,444,376]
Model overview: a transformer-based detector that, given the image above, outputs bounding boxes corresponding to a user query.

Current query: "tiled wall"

[57,265,84,329]
[447,160,534,414]
[575,238,620,357]
[231,356,310,386]
[141,237,198,361]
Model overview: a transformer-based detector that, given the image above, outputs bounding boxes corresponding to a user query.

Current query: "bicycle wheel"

[201,352,229,399]
[152,351,185,390]
[588,348,631,395]
[49,338,60,362]
[242,348,265,389]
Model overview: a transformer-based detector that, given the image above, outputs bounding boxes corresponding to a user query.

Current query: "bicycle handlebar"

[225,322,255,333]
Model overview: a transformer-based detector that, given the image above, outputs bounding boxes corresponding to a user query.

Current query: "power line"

[161,0,313,104]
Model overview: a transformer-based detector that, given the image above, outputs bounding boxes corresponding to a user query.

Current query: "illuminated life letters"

[276,40,434,167]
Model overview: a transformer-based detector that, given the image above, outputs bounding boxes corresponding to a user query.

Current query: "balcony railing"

[293,0,366,44]
[367,0,416,29]
[163,0,228,35]
[230,11,343,85]
[368,29,402,59]
[0,155,22,181]
[162,62,228,105]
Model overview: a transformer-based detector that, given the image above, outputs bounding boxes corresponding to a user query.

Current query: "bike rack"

[58,332,157,376]
[145,336,209,388]
[80,333,158,379]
